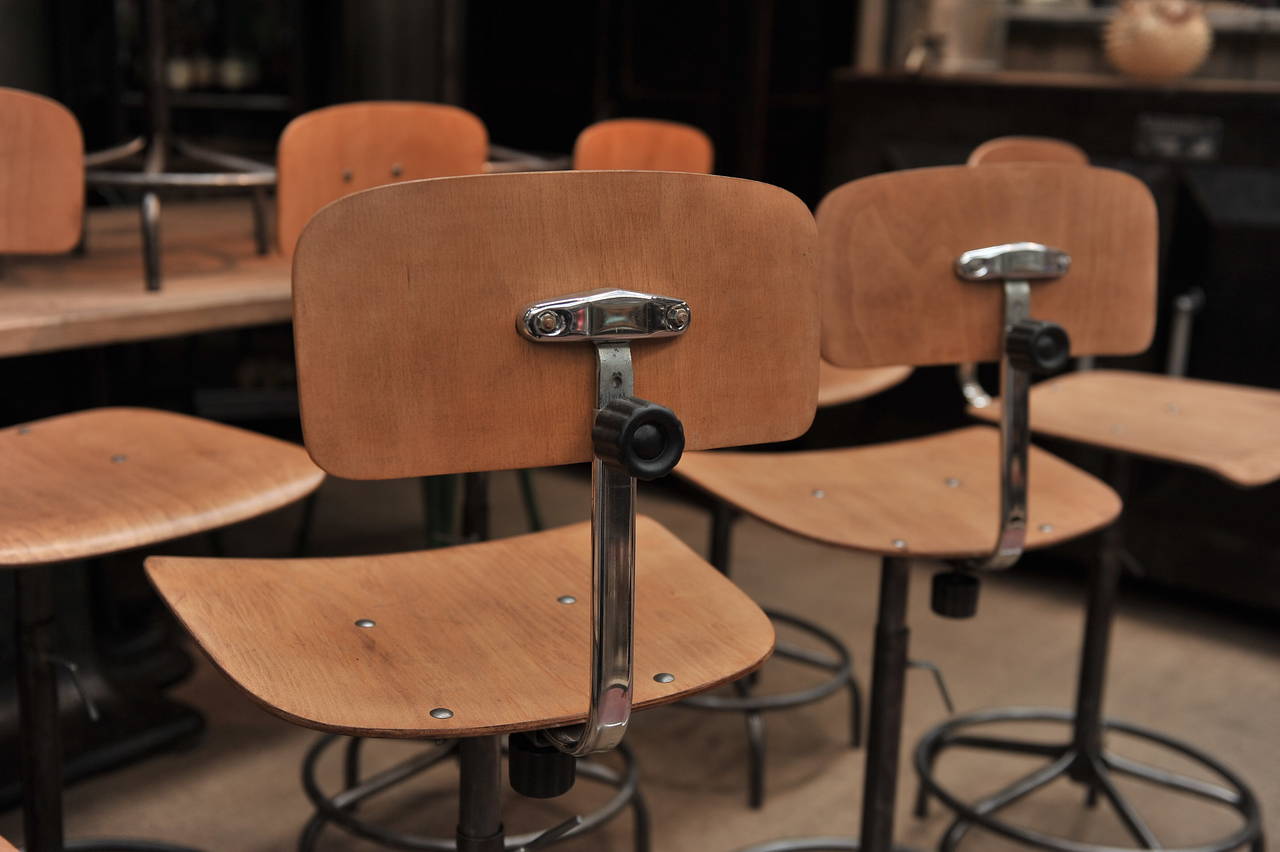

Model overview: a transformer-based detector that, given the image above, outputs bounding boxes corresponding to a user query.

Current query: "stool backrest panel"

[818,164,1157,368]
[293,170,818,479]
[277,101,487,258]
[968,136,1089,166]
[0,88,84,254]
[574,119,714,173]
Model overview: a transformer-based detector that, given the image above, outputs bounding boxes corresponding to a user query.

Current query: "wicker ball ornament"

[1104,0,1213,82]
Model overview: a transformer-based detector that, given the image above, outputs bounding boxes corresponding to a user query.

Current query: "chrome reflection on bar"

[954,243,1070,571]
[520,289,691,756]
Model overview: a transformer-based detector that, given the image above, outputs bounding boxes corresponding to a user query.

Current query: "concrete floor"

[4,467,1276,850]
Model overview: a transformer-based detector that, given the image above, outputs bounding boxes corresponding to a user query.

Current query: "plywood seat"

[147,516,773,738]
[970,369,1280,488]
[818,362,913,408]
[676,425,1120,559]
[0,408,323,567]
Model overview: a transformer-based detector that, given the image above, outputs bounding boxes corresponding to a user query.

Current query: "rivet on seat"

[354,618,375,628]
[812,489,826,498]
[557,595,576,605]
[892,539,907,550]
[1039,523,1054,533]
[945,477,961,488]
[341,169,353,182]
[429,707,454,719]
[111,454,127,463]
[654,673,675,684]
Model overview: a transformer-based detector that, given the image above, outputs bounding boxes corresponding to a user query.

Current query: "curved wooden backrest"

[818,164,1157,368]
[0,87,84,254]
[293,170,818,479]
[573,119,714,173]
[276,101,488,257]
[968,136,1089,166]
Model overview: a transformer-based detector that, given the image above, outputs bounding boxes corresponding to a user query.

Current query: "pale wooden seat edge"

[145,516,775,739]
[970,370,1280,488]
[676,425,1120,559]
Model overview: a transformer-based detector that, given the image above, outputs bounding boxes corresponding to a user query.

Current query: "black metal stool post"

[14,568,202,852]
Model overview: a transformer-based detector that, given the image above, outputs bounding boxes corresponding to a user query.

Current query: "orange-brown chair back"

[573,119,713,173]
[968,136,1089,166]
[818,164,1157,368]
[292,170,818,479]
[276,101,487,257]
[0,87,83,254]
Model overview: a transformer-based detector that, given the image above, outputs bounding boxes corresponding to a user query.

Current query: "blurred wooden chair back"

[968,136,1088,166]
[292,170,818,479]
[277,101,487,256]
[573,118,713,173]
[0,87,83,254]
[817,164,1157,368]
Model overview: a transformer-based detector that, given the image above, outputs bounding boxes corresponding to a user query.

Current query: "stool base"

[914,707,1264,852]
[298,734,649,851]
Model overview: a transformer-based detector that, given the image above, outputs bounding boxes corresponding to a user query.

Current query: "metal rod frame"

[545,341,637,757]
[297,735,649,851]
[83,0,275,291]
[912,550,1265,852]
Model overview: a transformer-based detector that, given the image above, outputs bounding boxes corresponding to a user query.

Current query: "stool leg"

[709,501,736,575]
[1070,537,1122,766]
[859,557,911,852]
[457,736,504,852]
[16,569,66,852]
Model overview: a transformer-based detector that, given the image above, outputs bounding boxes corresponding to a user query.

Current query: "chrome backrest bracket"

[953,243,1070,571]
[518,288,691,756]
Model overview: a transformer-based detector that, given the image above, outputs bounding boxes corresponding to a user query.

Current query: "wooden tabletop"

[0,199,290,358]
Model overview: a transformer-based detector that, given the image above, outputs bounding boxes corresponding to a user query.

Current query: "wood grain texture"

[0,201,292,357]
[292,170,819,479]
[968,136,1089,166]
[0,408,322,566]
[677,425,1120,559]
[817,165,1158,367]
[573,119,714,173]
[147,516,774,737]
[818,362,913,408]
[970,370,1280,488]
[277,101,488,256]
[0,87,84,254]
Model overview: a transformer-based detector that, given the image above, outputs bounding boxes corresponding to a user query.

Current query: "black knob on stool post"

[509,732,576,799]
[593,397,685,480]
[1006,319,1071,374]
[932,570,980,619]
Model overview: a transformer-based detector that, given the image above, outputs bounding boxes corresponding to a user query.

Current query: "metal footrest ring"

[913,706,1265,852]
[732,837,921,851]
[298,734,649,851]
[680,609,863,810]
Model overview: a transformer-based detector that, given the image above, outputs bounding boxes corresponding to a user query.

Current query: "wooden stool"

[675,164,1162,852]
[0,86,325,852]
[147,170,819,850]
[910,139,1270,852]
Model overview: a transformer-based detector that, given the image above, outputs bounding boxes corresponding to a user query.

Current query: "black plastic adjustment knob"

[932,570,980,619]
[509,732,576,799]
[1006,319,1071,374]
[592,397,685,481]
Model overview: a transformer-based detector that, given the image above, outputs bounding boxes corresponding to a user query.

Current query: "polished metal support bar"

[520,289,690,758]
[978,279,1031,570]
[548,341,637,756]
